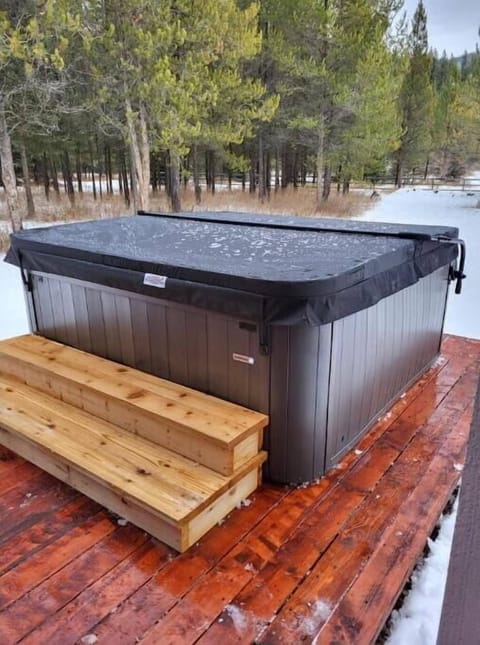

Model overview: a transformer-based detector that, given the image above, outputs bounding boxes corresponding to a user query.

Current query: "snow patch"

[385,497,459,645]
[225,603,249,634]
[0,254,30,341]
[236,498,252,509]
[80,635,98,645]
[302,599,333,636]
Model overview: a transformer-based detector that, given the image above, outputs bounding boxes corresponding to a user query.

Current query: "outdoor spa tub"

[5,211,465,484]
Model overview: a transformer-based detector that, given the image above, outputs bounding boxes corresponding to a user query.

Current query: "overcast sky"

[402,0,479,56]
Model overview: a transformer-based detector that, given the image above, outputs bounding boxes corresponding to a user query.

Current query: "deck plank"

[0,335,478,645]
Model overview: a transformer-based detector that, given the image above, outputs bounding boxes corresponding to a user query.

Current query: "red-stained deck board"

[0,334,478,645]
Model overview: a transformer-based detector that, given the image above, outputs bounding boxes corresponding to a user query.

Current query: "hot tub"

[6,211,463,484]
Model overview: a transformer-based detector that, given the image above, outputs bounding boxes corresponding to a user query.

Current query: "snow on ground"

[356,181,480,340]
[385,497,459,645]
[1,254,30,340]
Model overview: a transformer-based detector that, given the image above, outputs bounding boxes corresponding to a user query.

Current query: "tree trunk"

[96,135,103,198]
[322,163,332,201]
[88,140,97,200]
[274,149,280,192]
[106,144,114,194]
[125,97,150,211]
[192,145,202,204]
[43,152,50,201]
[423,156,430,180]
[395,157,404,188]
[122,151,130,206]
[316,118,325,209]
[249,152,256,194]
[75,147,83,194]
[293,151,298,189]
[50,158,60,195]
[20,140,35,219]
[266,151,271,198]
[63,150,75,204]
[32,158,40,184]
[168,149,181,212]
[281,148,288,189]
[227,146,233,192]
[258,135,266,203]
[0,102,22,231]
[207,150,216,194]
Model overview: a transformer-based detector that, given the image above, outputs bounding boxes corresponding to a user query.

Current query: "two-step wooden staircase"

[0,335,268,552]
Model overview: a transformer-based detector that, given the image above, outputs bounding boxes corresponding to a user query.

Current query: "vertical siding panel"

[100,291,122,363]
[85,287,107,357]
[59,282,79,348]
[147,303,169,379]
[115,295,135,367]
[267,327,289,483]
[312,324,331,477]
[375,296,389,417]
[226,321,250,408]
[31,276,47,335]
[185,312,208,392]
[206,315,229,400]
[165,307,188,385]
[383,291,397,408]
[48,278,67,344]
[285,326,319,484]
[130,299,152,374]
[365,305,379,423]
[248,330,270,414]
[71,284,92,352]
[356,308,371,438]
[325,319,343,466]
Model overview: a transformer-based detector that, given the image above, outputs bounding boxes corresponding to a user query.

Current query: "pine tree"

[394,0,434,186]
[0,2,72,230]
[75,0,276,212]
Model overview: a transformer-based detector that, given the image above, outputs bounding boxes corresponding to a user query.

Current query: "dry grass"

[186,185,371,218]
[0,184,371,253]
[0,228,10,254]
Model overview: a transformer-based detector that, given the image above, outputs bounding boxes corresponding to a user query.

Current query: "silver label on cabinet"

[143,273,167,288]
[232,353,255,365]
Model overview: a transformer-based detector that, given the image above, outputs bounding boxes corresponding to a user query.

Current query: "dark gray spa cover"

[5,211,459,326]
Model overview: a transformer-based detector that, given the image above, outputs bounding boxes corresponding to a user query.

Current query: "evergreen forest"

[0,0,479,230]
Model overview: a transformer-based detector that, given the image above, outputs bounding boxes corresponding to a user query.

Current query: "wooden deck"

[0,334,478,645]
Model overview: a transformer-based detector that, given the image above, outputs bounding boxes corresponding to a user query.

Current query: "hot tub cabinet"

[6,212,462,484]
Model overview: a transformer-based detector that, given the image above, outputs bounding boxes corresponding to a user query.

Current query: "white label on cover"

[233,353,255,365]
[144,273,167,288]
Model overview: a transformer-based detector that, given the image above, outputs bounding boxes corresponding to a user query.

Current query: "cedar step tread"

[0,372,266,552]
[0,335,269,475]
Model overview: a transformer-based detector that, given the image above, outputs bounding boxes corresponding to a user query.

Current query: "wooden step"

[0,335,268,476]
[0,373,266,552]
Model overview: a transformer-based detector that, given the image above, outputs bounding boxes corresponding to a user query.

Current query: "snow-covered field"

[355,184,480,340]
[0,183,479,643]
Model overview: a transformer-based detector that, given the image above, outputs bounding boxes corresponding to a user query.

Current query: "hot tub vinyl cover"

[5,211,459,327]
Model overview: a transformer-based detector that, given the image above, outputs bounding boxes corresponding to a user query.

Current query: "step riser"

[0,425,262,553]
[0,353,259,476]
